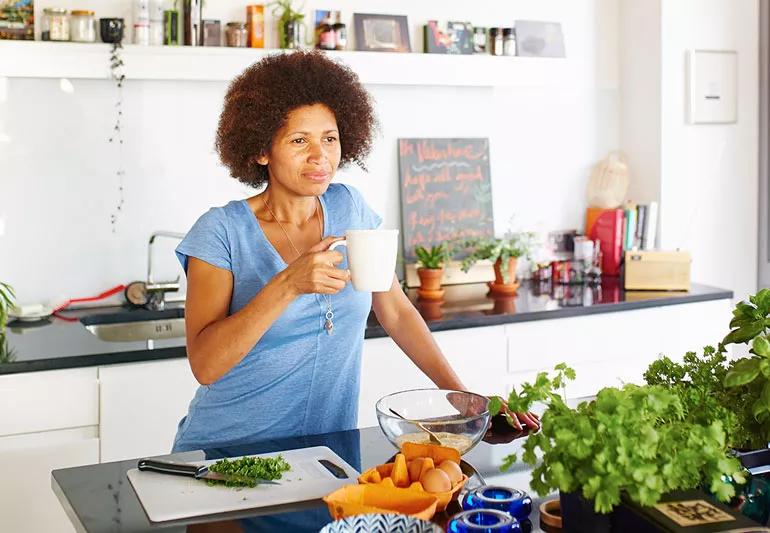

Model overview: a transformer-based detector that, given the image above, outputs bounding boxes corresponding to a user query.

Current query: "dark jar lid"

[503,28,515,37]
[489,27,502,36]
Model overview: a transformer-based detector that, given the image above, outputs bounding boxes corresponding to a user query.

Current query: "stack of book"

[585,201,658,276]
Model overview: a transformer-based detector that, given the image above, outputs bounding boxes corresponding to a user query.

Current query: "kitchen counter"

[52,425,542,533]
[1,280,732,375]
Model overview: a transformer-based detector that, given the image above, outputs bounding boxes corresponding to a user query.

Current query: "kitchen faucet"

[146,231,186,311]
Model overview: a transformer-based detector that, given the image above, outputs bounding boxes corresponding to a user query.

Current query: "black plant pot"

[560,492,611,533]
[100,18,124,44]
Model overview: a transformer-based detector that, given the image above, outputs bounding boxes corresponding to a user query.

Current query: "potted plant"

[0,282,16,364]
[414,242,451,301]
[269,0,305,49]
[491,364,746,531]
[720,288,770,449]
[456,232,533,295]
[643,289,770,451]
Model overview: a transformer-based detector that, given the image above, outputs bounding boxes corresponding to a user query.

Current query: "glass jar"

[489,27,503,56]
[225,22,247,47]
[332,20,346,50]
[42,8,70,41]
[472,27,487,54]
[503,27,516,56]
[70,10,96,42]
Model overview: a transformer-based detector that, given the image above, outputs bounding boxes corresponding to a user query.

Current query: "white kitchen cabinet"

[503,299,732,399]
[357,326,509,428]
[0,367,98,436]
[0,365,99,533]
[98,357,199,462]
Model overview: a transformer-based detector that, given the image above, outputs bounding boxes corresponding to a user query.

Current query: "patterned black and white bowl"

[318,513,442,533]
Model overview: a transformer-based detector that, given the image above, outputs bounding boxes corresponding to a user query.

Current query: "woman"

[173,51,537,452]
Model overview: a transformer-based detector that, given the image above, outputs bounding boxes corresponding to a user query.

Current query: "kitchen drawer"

[0,367,98,437]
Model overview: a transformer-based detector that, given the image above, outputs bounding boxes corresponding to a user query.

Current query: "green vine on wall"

[108,42,126,232]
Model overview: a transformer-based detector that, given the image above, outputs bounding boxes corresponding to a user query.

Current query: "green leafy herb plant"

[269,0,305,49]
[720,288,770,447]
[492,364,745,514]
[455,232,534,284]
[0,282,16,364]
[206,455,291,488]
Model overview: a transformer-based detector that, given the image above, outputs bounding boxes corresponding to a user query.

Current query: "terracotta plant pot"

[488,257,520,296]
[417,267,445,301]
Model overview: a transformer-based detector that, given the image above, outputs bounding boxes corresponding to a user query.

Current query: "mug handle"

[328,238,347,251]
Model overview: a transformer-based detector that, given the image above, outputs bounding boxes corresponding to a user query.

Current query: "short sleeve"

[176,207,232,274]
[340,184,382,230]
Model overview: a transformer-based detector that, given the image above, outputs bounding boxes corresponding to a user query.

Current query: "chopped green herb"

[205,455,291,488]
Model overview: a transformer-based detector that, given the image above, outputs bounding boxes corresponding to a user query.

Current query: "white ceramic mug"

[329,229,399,292]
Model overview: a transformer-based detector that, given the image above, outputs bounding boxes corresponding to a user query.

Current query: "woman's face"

[258,103,341,197]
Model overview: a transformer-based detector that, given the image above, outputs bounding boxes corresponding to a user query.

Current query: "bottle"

[246,5,264,48]
[183,0,202,46]
[489,27,503,56]
[332,12,346,51]
[133,0,150,45]
[503,27,516,56]
[149,0,164,46]
[318,16,335,50]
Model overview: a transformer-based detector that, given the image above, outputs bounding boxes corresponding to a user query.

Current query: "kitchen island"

[2,281,735,532]
[52,425,541,533]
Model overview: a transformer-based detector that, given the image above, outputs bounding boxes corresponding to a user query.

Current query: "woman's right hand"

[282,236,351,296]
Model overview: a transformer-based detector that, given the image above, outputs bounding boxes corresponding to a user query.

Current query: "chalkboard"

[398,138,494,262]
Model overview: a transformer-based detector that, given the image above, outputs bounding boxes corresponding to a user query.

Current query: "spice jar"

[489,27,503,56]
[42,8,70,41]
[503,28,516,56]
[473,26,487,54]
[317,16,335,50]
[70,10,96,42]
[225,22,247,47]
[332,18,346,50]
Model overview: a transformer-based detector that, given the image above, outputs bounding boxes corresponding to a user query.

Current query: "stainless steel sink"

[84,318,186,342]
[80,308,186,342]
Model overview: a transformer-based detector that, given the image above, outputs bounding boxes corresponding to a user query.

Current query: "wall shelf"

[0,40,615,89]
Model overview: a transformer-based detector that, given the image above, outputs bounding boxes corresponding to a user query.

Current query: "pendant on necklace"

[324,309,334,335]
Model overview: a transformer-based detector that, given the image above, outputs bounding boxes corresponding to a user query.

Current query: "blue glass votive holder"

[447,509,520,533]
[461,485,533,521]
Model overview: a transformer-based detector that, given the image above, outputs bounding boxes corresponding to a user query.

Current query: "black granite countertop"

[0,280,732,375]
[52,425,543,533]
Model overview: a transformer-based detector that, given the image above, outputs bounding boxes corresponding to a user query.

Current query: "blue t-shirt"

[172,183,382,452]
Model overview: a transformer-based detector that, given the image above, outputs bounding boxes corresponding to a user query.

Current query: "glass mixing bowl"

[375,389,490,456]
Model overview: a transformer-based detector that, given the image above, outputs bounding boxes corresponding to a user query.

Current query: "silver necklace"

[262,196,335,335]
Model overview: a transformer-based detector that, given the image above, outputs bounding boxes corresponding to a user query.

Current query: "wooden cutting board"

[127,446,359,523]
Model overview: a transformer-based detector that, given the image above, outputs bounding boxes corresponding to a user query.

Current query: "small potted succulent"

[456,232,533,295]
[414,242,451,301]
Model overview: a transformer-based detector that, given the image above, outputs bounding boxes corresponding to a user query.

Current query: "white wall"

[659,0,759,303]
[0,0,620,304]
[618,0,760,303]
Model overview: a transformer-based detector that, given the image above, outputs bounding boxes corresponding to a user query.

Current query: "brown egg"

[420,467,452,493]
[437,460,463,485]
[408,458,425,483]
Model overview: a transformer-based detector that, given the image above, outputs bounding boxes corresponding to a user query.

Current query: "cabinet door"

[358,326,508,428]
[358,337,433,428]
[0,367,98,436]
[0,427,99,533]
[504,299,733,400]
[99,358,199,462]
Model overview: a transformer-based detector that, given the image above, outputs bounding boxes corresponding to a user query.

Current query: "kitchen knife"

[137,458,281,485]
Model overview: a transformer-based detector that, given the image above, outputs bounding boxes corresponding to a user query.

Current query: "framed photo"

[424,20,473,54]
[0,0,34,40]
[514,20,565,57]
[353,13,410,53]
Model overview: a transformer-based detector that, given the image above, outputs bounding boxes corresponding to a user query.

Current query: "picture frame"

[424,20,473,55]
[514,20,566,58]
[0,0,33,40]
[353,13,410,53]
